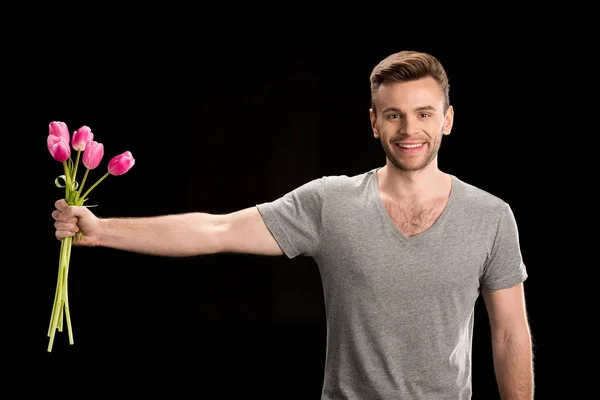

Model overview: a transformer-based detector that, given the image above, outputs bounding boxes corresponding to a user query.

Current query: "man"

[52,50,534,399]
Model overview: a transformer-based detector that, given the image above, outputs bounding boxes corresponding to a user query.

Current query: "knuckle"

[55,199,68,211]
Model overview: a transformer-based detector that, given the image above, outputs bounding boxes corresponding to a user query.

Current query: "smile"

[395,143,424,149]
[394,142,425,153]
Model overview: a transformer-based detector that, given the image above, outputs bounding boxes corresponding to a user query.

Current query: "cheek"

[379,120,399,133]
[428,118,446,133]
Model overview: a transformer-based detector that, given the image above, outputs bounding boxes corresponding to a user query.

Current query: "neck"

[377,161,450,201]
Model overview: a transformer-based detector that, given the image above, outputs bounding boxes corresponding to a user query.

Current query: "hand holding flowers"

[47,121,135,352]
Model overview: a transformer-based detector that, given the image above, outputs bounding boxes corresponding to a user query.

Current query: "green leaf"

[55,175,67,188]
[79,197,98,207]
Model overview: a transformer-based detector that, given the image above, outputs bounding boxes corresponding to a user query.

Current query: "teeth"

[397,143,423,148]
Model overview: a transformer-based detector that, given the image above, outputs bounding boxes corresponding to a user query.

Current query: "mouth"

[394,142,426,153]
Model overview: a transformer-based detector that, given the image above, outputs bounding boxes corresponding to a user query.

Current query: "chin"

[389,158,434,172]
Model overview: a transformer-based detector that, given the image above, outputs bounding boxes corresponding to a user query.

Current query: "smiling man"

[52,50,534,399]
[373,78,451,174]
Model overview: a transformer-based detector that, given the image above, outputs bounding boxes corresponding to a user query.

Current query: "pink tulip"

[72,126,94,151]
[47,135,71,162]
[82,140,104,169]
[108,151,135,176]
[49,121,70,144]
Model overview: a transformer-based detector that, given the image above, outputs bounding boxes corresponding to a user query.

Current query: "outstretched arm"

[482,283,534,400]
[53,199,284,257]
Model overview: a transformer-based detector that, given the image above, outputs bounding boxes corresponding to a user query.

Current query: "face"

[370,77,454,172]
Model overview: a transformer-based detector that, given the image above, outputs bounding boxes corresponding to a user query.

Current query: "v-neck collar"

[370,167,458,244]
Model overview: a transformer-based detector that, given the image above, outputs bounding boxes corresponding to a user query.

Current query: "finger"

[55,230,76,241]
[54,220,79,233]
[55,199,69,212]
[52,210,76,221]
[53,214,78,223]
[56,205,77,221]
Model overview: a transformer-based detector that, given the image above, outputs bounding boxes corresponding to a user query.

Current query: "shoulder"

[278,169,376,208]
[452,175,513,217]
[320,168,377,192]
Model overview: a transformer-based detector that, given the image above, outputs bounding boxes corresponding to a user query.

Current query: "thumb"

[54,199,71,212]
[55,200,86,221]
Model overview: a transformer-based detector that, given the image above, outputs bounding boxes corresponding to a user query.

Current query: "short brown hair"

[370,50,450,115]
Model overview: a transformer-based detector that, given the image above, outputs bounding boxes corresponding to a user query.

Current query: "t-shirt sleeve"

[480,203,528,292]
[255,177,325,259]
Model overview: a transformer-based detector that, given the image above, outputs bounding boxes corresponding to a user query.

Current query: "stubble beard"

[380,130,443,172]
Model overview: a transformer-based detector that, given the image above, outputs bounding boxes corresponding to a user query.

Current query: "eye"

[387,113,401,120]
[419,113,431,118]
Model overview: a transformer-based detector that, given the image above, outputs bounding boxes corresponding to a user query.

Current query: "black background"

[10,18,583,399]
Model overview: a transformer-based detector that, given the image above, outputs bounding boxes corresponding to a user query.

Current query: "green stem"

[64,237,74,345]
[63,161,71,186]
[58,298,64,332]
[63,161,72,200]
[48,239,64,337]
[47,236,75,351]
[80,171,110,201]
[58,241,68,332]
[72,151,81,185]
[75,169,90,204]
[48,239,66,352]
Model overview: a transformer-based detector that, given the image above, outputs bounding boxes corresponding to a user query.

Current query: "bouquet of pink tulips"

[46,121,135,352]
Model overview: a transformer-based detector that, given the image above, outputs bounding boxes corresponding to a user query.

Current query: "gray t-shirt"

[256,168,528,400]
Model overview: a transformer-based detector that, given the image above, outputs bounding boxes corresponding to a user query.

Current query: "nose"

[399,115,420,135]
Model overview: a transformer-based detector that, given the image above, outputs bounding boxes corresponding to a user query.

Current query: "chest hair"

[382,197,448,238]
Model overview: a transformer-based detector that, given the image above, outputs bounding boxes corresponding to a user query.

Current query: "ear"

[369,108,379,138]
[443,105,454,136]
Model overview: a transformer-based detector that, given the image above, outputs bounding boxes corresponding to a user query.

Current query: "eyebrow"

[382,105,437,114]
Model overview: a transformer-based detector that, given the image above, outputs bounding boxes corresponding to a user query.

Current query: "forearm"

[491,332,534,399]
[96,212,226,257]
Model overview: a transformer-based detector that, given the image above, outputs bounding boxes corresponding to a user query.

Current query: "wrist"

[92,217,112,247]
